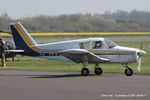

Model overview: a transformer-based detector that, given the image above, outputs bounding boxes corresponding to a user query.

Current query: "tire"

[125,68,133,76]
[94,67,103,75]
[81,68,89,76]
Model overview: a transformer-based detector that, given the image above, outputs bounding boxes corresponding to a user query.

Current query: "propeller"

[137,55,141,72]
[137,42,146,72]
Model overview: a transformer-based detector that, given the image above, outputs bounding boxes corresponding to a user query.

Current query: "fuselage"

[10,22,146,64]
[22,38,144,64]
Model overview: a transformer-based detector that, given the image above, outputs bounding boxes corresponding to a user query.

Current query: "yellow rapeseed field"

[0,32,150,36]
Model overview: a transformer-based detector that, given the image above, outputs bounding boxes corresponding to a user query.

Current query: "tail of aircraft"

[10,21,40,55]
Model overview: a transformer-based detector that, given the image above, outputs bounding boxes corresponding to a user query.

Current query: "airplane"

[9,21,146,76]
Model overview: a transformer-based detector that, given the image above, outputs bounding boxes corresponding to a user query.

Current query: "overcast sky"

[0,0,150,19]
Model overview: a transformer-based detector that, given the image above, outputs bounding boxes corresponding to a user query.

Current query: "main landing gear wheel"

[94,67,103,75]
[125,67,133,76]
[81,68,89,76]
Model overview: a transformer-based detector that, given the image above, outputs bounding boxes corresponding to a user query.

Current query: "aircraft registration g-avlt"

[9,21,146,76]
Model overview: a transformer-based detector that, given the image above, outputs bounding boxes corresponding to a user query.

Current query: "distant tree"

[0,10,150,32]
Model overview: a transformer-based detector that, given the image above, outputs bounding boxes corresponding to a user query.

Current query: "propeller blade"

[137,56,141,72]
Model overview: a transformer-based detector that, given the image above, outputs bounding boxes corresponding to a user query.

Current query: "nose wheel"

[125,65,133,76]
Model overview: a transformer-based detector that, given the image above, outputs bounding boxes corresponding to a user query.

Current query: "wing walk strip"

[14,24,52,53]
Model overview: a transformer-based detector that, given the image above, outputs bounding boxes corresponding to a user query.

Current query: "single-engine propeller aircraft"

[9,21,146,76]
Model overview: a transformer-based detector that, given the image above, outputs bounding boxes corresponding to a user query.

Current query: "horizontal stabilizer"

[5,50,24,53]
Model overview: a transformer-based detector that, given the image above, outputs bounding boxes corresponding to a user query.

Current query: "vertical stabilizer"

[10,21,38,54]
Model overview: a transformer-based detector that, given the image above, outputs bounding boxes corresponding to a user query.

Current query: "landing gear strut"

[94,64,103,75]
[81,62,89,76]
[124,64,133,76]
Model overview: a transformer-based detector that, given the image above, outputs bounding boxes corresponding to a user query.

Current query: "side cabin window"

[79,42,90,49]
[92,41,104,49]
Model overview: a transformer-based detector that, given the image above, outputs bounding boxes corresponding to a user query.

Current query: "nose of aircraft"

[138,50,147,56]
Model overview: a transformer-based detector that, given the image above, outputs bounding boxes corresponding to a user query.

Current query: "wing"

[59,49,109,63]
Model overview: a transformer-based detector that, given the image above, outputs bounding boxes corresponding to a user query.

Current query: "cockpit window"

[92,41,104,49]
[105,39,118,48]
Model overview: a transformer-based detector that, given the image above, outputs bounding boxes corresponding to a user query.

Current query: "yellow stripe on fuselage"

[14,24,52,53]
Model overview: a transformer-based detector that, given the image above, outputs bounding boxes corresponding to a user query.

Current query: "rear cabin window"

[79,42,90,49]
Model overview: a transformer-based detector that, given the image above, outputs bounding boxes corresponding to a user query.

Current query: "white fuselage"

[35,38,141,64]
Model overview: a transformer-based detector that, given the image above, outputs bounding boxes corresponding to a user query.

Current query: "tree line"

[0,10,150,33]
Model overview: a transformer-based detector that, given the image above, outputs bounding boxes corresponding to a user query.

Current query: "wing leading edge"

[59,49,109,63]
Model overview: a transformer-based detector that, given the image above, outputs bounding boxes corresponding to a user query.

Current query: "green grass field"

[0,36,150,74]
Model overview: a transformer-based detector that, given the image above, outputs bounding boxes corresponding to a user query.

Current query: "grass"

[0,36,150,74]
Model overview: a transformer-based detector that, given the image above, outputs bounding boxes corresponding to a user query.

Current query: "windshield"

[105,39,118,48]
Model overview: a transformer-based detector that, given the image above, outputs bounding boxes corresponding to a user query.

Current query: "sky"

[0,0,150,19]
